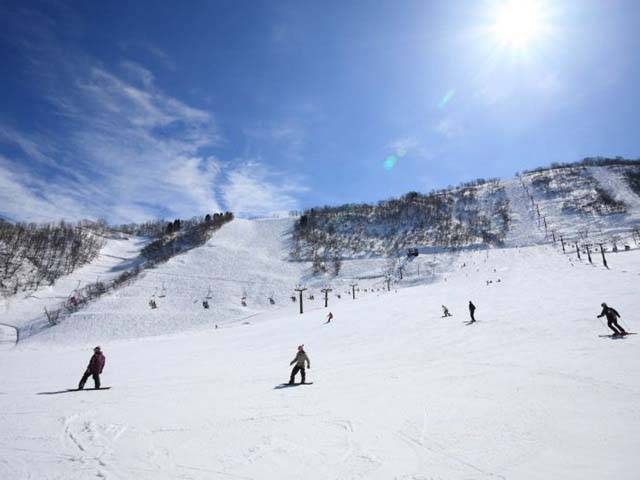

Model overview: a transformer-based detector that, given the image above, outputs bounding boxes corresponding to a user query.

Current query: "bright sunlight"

[491,0,549,50]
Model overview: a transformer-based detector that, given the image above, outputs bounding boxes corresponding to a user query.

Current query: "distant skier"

[326,312,334,323]
[597,303,627,335]
[442,305,452,317]
[149,299,157,309]
[289,345,311,385]
[468,301,476,323]
[78,346,105,390]
[202,300,209,309]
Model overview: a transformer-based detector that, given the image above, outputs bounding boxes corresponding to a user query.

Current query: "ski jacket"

[469,302,476,312]
[87,352,106,374]
[290,351,310,368]
[598,306,620,322]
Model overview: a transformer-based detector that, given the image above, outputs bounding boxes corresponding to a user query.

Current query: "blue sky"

[1,0,639,223]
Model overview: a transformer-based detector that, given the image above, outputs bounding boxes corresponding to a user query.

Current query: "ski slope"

[0,235,147,339]
[1,234,639,479]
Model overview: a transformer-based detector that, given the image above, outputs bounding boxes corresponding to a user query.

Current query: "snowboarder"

[289,345,311,385]
[326,312,334,323]
[597,303,627,335]
[468,301,476,323]
[78,346,105,390]
[442,305,451,317]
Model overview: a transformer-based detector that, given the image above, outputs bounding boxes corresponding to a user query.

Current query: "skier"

[289,345,311,385]
[468,301,476,323]
[442,305,451,317]
[326,312,334,323]
[597,302,627,335]
[78,346,105,390]
[202,300,209,309]
[149,299,157,309]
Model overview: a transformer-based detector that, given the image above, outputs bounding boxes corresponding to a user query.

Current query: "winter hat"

[601,302,607,308]
[298,344,304,351]
[94,346,101,352]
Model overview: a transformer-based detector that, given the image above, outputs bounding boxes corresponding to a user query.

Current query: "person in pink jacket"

[79,346,106,390]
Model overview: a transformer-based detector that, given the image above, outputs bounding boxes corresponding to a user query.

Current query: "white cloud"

[221,161,308,218]
[0,53,223,223]
[0,11,311,224]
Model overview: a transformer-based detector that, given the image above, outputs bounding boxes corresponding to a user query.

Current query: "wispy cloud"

[0,6,311,224]
[221,161,308,217]
[0,43,222,222]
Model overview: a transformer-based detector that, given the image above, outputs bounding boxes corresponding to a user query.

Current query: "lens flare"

[438,89,456,109]
[383,155,398,171]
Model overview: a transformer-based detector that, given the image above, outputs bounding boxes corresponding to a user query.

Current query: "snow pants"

[469,310,476,322]
[608,319,626,335]
[289,365,306,384]
[79,370,101,389]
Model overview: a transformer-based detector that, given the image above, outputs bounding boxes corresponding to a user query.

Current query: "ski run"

[1,216,640,479]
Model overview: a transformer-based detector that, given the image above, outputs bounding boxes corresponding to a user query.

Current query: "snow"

[0,235,147,336]
[1,218,640,479]
[502,179,546,247]
[522,166,640,246]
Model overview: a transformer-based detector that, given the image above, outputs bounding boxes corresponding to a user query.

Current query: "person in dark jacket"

[79,346,106,389]
[326,312,334,324]
[468,301,476,323]
[597,303,627,335]
[289,345,311,384]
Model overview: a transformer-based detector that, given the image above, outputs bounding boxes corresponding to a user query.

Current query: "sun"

[491,0,548,50]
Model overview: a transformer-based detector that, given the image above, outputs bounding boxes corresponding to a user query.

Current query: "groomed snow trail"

[1,240,639,479]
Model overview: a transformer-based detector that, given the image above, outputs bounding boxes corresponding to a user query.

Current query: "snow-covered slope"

[521,163,640,245]
[1,235,147,336]
[1,241,639,479]
[24,218,306,343]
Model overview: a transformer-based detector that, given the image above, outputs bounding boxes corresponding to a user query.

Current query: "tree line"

[291,180,510,267]
[0,220,106,296]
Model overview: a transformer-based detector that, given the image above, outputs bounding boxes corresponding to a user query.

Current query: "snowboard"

[599,332,636,338]
[275,382,313,389]
[68,387,112,392]
[38,387,111,395]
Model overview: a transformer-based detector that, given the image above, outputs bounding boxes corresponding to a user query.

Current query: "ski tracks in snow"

[61,413,127,479]
[324,418,382,480]
[394,407,507,480]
